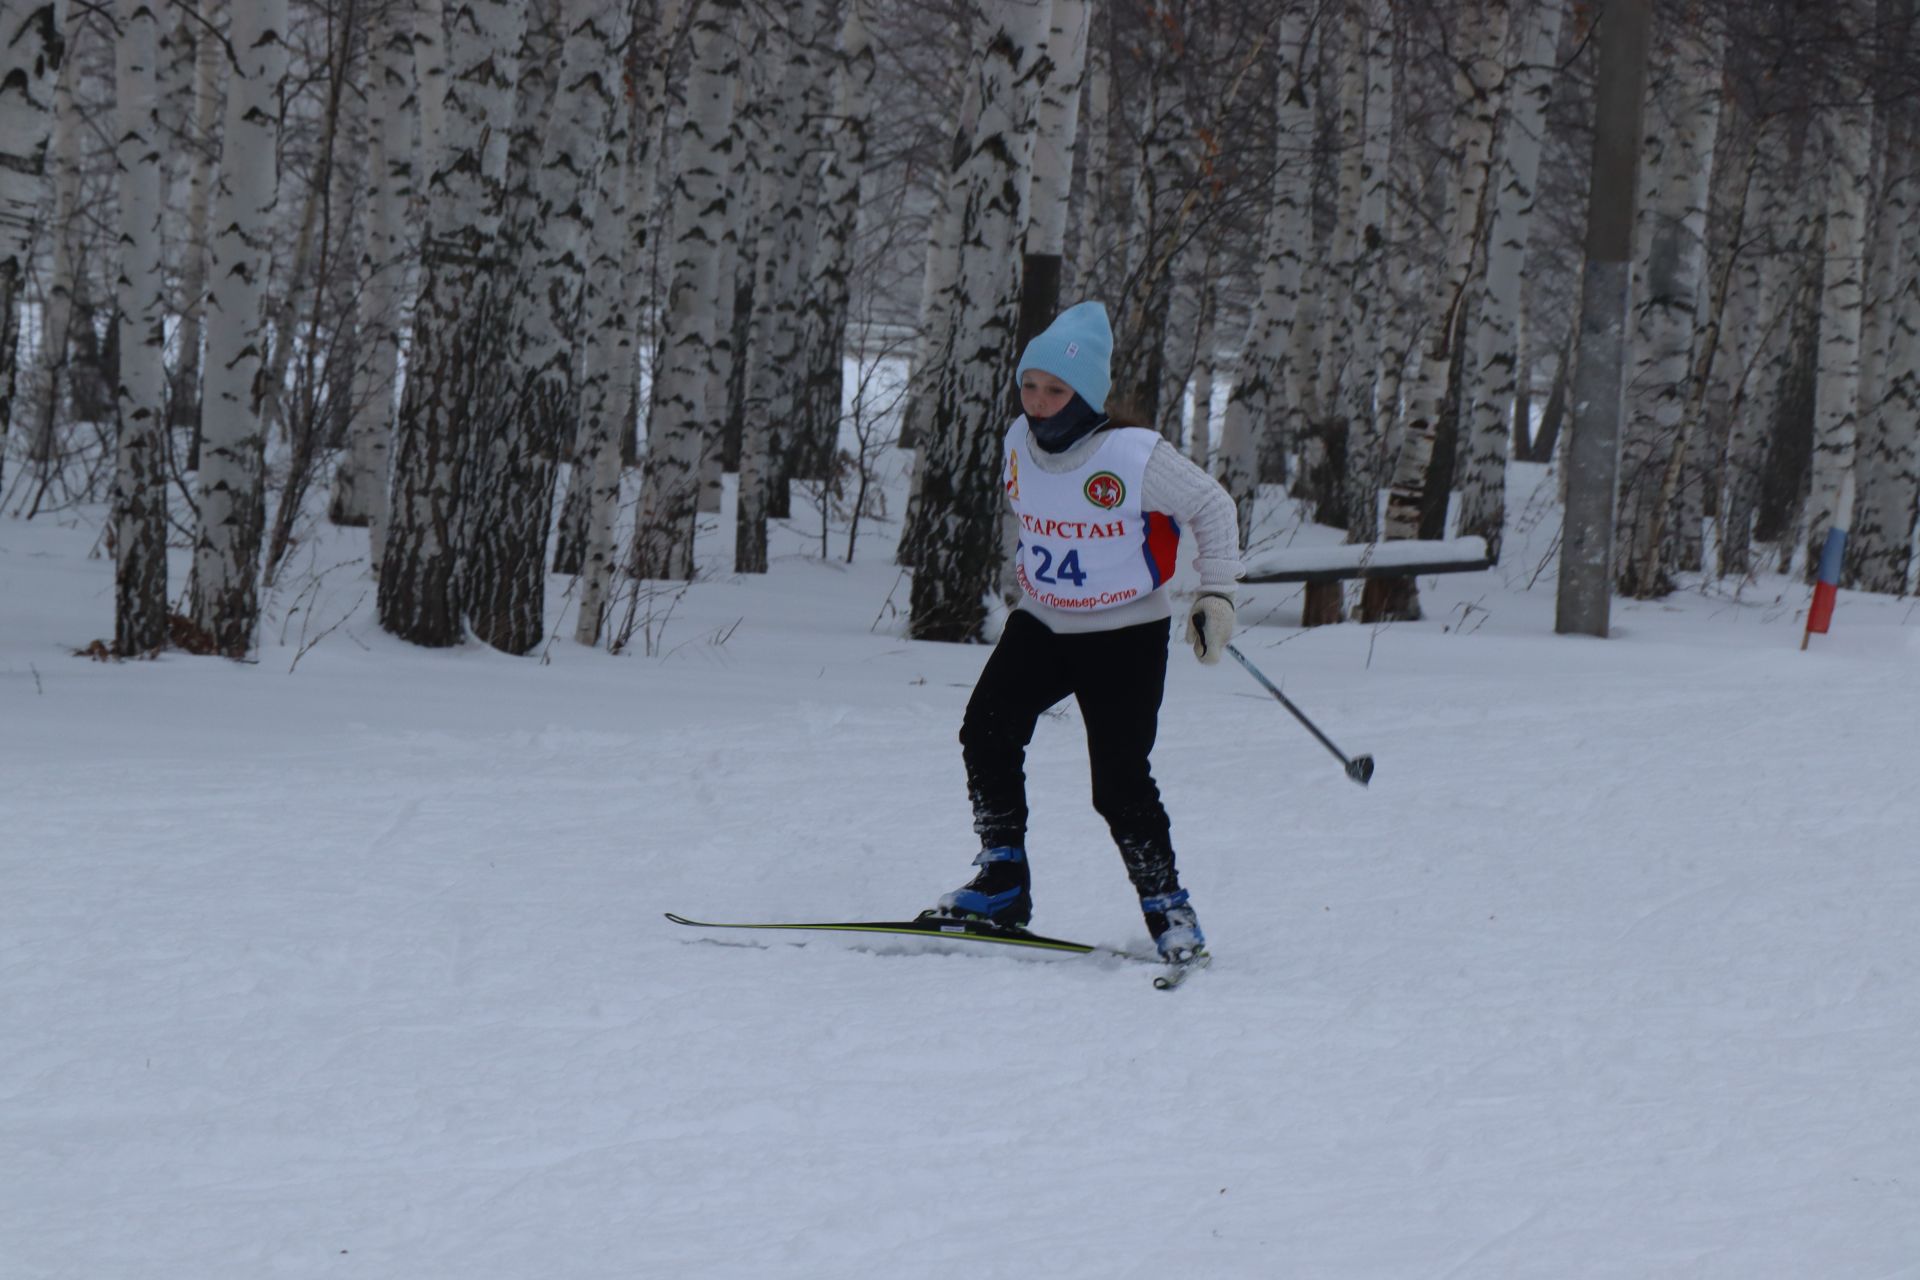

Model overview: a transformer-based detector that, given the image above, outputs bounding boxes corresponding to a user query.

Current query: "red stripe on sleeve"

[1142,513,1181,588]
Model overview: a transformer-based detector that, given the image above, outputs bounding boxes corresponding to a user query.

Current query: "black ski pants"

[959,610,1181,899]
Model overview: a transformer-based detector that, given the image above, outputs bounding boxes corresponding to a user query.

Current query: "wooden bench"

[1242,536,1491,626]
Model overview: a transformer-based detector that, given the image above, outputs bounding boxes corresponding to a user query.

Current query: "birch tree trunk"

[1113,10,1189,424]
[734,0,821,574]
[0,0,66,490]
[572,0,679,643]
[169,1,221,434]
[627,4,681,477]
[159,10,192,176]
[783,0,876,551]
[1672,107,1769,578]
[766,3,838,506]
[629,0,739,582]
[1338,0,1394,541]
[898,35,986,563]
[1718,116,1799,577]
[26,44,77,468]
[253,173,325,445]
[1069,8,1110,292]
[258,11,364,591]
[111,0,167,655]
[1187,265,1216,467]
[1275,253,1327,484]
[897,13,978,456]
[568,55,637,642]
[1852,103,1920,592]
[377,0,528,647]
[1157,253,1203,448]
[1802,10,1873,579]
[1369,0,1510,622]
[1754,100,1832,564]
[187,0,287,657]
[555,0,677,572]
[1313,0,1370,476]
[328,0,415,557]
[461,0,627,653]
[1016,0,1087,349]
[1216,7,1312,544]
[1707,120,1764,574]
[1849,132,1892,466]
[499,1,564,278]
[1511,292,1534,457]
[321,70,368,450]
[906,0,1051,642]
[1454,0,1565,562]
[413,0,449,182]
[1615,17,1723,599]
[1366,269,1422,541]
[256,0,368,473]
[699,71,748,517]
[255,12,365,594]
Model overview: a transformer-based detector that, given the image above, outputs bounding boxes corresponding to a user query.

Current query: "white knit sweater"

[1010,424,1245,634]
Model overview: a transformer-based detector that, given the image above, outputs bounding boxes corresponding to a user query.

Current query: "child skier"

[931,301,1245,965]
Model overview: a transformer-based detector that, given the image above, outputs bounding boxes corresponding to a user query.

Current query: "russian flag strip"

[1803,526,1847,641]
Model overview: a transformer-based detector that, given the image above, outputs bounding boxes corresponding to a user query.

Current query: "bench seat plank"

[1244,536,1490,584]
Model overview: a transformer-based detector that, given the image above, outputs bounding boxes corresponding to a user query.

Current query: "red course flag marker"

[1801,526,1846,649]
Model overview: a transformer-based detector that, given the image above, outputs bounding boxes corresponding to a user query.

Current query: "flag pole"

[1802,474,1855,650]
[1801,527,1844,650]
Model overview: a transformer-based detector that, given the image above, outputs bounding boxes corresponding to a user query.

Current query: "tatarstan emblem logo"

[1084,471,1125,510]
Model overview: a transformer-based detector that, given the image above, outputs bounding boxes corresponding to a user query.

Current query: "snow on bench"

[1242,536,1490,626]
[1242,536,1490,583]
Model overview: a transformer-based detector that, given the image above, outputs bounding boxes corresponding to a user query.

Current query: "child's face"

[1019,370,1075,421]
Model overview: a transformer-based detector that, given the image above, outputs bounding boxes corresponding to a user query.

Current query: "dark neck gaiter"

[1028,393,1109,453]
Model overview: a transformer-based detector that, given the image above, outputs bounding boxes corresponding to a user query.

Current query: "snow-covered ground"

[5,440,1919,1279]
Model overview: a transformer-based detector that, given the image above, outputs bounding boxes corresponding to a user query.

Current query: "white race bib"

[1003,421,1180,612]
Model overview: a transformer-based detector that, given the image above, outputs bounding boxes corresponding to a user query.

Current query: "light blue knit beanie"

[1016,301,1113,412]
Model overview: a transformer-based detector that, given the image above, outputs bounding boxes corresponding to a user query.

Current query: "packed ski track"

[5,457,1920,1279]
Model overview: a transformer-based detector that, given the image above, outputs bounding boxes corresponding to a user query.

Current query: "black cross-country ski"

[1152,951,1212,990]
[665,911,1119,956]
[665,913,1205,989]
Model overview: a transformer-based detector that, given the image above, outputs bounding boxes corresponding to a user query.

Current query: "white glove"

[1186,593,1235,665]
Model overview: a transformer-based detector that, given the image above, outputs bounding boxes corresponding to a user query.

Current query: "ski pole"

[1224,642,1376,787]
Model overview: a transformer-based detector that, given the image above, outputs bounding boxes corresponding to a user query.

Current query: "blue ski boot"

[932,846,1032,928]
[1142,889,1207,963]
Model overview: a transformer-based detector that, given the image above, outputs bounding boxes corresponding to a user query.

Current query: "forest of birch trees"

[1,0,1916,655]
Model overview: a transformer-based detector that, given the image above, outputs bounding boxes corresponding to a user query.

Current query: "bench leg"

[1360,575,1422,623]
[1301,580,1345,627]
